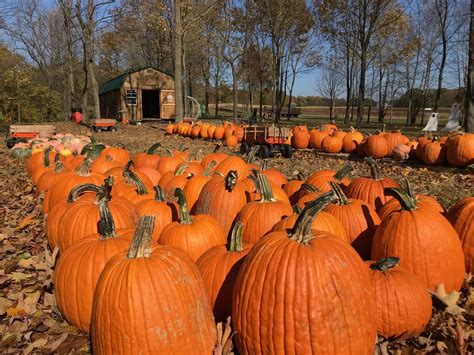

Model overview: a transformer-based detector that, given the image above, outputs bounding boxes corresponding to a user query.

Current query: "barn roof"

[99,66,173,95]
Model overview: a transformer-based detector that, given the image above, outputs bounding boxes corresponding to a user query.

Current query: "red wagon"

[240,124,293,158]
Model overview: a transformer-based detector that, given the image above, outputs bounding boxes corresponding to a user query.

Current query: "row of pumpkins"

[166,121,474,167]
[24,143,472,354]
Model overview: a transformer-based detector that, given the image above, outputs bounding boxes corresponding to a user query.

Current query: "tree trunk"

[89,63,100,119]
[174,0,183,122]
[60,0,75,120]
[259,80,264,118]
[434,2,448,112]
[214,56,220,119]
[231,63,238,123]
[357,50,366,127]
[466,0,474,133]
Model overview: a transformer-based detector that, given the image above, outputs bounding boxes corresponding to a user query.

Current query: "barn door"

[160,90,175,119]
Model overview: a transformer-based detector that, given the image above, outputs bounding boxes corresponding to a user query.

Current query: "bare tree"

[318,52,343,121]
[466,0,473,132]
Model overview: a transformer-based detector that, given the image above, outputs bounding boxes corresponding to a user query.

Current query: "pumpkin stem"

[97,176,114,201]
[123,160,148,195]
[333,163,353,180]
[174,163,188,176]
[292,204,302,214]
[224,171,238,192]
[54,160,65,173]
[43,146,53,167]
[175,188,192,224]
[98,193,117,240]
[75,158,93,176]
[67,183,100,203]
[364,157,382,180]
[213,143,221,153]
[261,159,269,171]
[123,160,134,175]
[154,185,166,202]
[245,146,259,164]
[384,187,417,211]
[145,143,161,155]
[296,172,305,181]
[329,181,348,205]
[228,222,244,252]
[203,160,217,177]
[300,183,320,193]
[255,171,274,202]
[370,257,400,272]
[290,190,338,244]
[127,215,156,258]
[400,178,416,200]
[113,143,126,149]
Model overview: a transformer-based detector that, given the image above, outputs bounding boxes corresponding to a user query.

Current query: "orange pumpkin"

[342,127,364,153]
[91,155,122,175]
[305,163,352,192]
[321,134,343,153]
[291,125,310,149]
[225,134,238,147]
[183,161,217,213]
[133,143,161,169]
[214,156,250,181]
[446,133,474,166]
[364,134,389,159]
[99,145,131,165]
[309,129,328,149]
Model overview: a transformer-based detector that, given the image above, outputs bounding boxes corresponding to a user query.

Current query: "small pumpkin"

[342,127,364,153]
[321,134,343,153]
[91,154,123,174]
[305,163,352,192]
[291,125,310,149]
[99,145,131,165]
[309,129,328,149]
[133,143,161,169]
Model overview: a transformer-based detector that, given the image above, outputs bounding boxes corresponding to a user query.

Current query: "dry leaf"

[432,283,465,315]
[23,337,48,354]
[50,332,68,352]
[17,215,36,230]
[10,272,31,282]
[0,297,14,315]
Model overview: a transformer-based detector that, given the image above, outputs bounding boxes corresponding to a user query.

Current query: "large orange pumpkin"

[321,134,343,153]
[383,131,407,156]
[342,128,364,153]
[291,125,310,149]
[309,129,328,149]
[133,143,161,169]
[183,161,217,213]
[214,156,250,181]
[232,192,376,354]
[158,163,192,200]
[91,155,122,175]
[35,159,68,195]
[446,133,474,166]
[282,173,306,204]
[305,163,352,192]
[99,145,131,165]
[364,134,389,159]
[421,139,446,165]
[371,188,465,292]
[91,216,217,354]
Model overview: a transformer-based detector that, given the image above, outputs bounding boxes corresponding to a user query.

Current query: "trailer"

[6,124,56,148]
[240,124,293,158]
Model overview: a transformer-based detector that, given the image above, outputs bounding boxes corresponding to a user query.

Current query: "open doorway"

[142,90,160,119]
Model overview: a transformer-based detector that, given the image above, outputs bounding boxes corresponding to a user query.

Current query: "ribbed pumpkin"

[133,143,161,169]
[183,161,217,213]
[371,188,465,292]
[91,216,217,354]
[365,134,389,159]
[259,160,288,188]
[200,148,228,170]
[342,128,364,153]
[446,133,474,166]
[447,197,474,273]
[165,123,174,134]
[158,164,192,200]
[156,150,184,175]
[54,196,133,332]
[214,156,250,181]
[295,183,326,210]
[136,167,162,186]
[31,149,57,186]
[194,171,249,234]
[57,178,138,252]
[321,134,343,153]
[111,161,154,197]
[368,257,432,338]
[325,182,380,260]
[232,192,376,354]
[207,125,216,139]
[225,134,238,147]
[309,129,328,149]
[196,222,252,323]
[200,123,210,139]
[159,188,227,261]
[292,125,310,149]
[305,163,352,192]
[378,179,444,220]
[236,172,292,244]
[383,131,407,156]
[344,157,400,211]
[214,126,225,140]
[135,186,176,242]
[99,145,131,165]
[421,139,446,165]
[43,159,105,214]
[35,159,67,195]
[282,173,306,204]
[91,155,122,174]
[27,146,57,176]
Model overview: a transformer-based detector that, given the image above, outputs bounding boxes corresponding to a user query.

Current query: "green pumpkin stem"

[98,195,117,240]
[364,157,382,180]
[261,159,269,171]
[228,222,244,252]
[296,172,305,181]
[154,185,166,202]
[256,171,274,202]
[245,145,259,164]
[175,188,192,224]
[333,163,353,180]
[224,171,238,192]
[54,160,65,173]
[127,216,156,258]
[145,143,161,155]
[400,178,415,200]
[43,146,53,167]
[113,143,126,149]
[67,183,100,203]
[123,160,148,195]
[97,176,114,201]
[74,158,93,176]
[123,160,134,175]
[370,257,400,272]
[174,163,188,176]
[292,204,302,214]
[203,160,217,177]
[329,181,348,205]
[384,187,417,211]
[291,190,338,244]
[300,183,320,193]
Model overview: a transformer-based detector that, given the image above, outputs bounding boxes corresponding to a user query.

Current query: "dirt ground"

[0,121,473,353]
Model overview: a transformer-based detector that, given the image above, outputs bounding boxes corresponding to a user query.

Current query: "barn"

[99,67,176,122]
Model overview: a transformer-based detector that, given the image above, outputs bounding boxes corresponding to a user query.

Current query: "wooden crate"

[9,124,56,138]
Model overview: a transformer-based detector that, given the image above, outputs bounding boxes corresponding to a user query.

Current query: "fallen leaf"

[10,272,31,282]
[0,297,14,315]
[17,214,36,230]
[50,332,69,352]
[431,283,464,315]
[23,337,48,354]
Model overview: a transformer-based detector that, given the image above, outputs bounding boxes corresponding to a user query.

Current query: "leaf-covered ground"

[0,122,472,353]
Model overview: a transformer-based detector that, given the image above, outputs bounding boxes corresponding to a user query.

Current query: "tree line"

[0,0,472,131]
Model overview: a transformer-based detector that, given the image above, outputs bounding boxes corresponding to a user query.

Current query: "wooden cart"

[240,124,293,158]
[6,124,56,148]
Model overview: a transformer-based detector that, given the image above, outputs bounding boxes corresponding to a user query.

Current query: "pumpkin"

[364,134,389,159]
[200,123,210,139]
[232,192,376,354]
[54,195,133,332]
[57,178,138,252]
[165,123,174,134]
[156,150,184,175]
[342,127,364,153]
[191,124,201,138]
[214,156,250,181]
[446,133,474,166]
[291,125,310,149]
[158,164,192,200]
[259,160,288,188]
[159,188,227,261]
[371,188,465,292]
[378,179,444,220]
[305,163,352,192]
[325,182,381,260]
[421,139,446,165]
[91,154,122,174]
[80,143,106,159]
[91,216,217,354]
[36,159,68,196]
[236,172,292,244]
[321,134,343,153]
[31,149,57,186]
[322,123,338,134]
[214,126,225,140]
[207,125,216,139]
[368,257,432,338]
[62,155,85,171]
[309,129,328,149]
[295,183,326,210]
[196,222,252,323]
[200,147,228,170]
[111,161,154,198]
[133,143,161,169]
[194,171,249,234]
[447,197,474,274]
[99,145,131,165]
[383,131,406,156]
[136,167,162,186]
[392,144,411,161]
[344,157,400,211]
[27,146,57,176]
[282,173,305,204]
[183,161,217,213]
[225,134,238,147]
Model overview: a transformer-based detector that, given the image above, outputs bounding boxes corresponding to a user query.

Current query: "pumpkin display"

[342,128,364,153]
[371,188,465,292]
[133,143,161,169]
[446,133,474,166]
[54,194,133,332]
[446,197,474,273]
[236,172,292,244]
[321,134,343,153]
[183,161,217,213]
[368,257,432,338]
[325,182,380,260]
[364,134,389,159]
[196,222,252,323]
[159,188,227,261]
[99,145,131,165]
[291,125,310,149]
[91,216,217,354]
[214,156,250,181]
[309,129,328,149]
[344,157,400,211]
[305,163,352,192]
[232,192,376,354]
